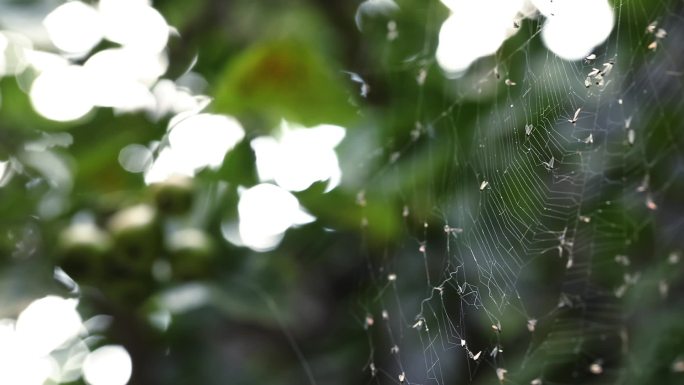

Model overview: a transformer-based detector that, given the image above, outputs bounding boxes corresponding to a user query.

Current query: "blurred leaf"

[296,183,400,243]
[213,40,355,127]
[213,139,259,186]
[156,0,209,31]
[0,78,72,131]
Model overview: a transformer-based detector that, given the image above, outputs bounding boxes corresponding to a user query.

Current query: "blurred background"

[1,0,683,384]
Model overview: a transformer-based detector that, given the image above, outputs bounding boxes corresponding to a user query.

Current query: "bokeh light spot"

[237,183,315,251]
[82,345,132,385]
[29,65,93,122]
[251,121,345,192]
[119,144,153,173]
[436,0,524,76]
[145,113,245,183]
[99,0,169,53]
[15,296,83,357]
[43,1,103,55]
[540,0,614,61]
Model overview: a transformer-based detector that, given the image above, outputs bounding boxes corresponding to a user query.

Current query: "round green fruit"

[56,222,112,279]
[107,204,160,272]
[166,228,215,280]
[151,175,194,215]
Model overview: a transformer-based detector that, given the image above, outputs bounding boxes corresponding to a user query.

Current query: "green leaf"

[213,139,259,186]
[213,40,355,127]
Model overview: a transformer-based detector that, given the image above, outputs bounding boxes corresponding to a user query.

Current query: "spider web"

[353,1,684,384]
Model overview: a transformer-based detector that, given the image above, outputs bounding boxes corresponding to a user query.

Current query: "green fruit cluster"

[55,176,216,304]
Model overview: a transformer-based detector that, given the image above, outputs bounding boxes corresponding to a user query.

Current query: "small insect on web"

[496,368,507,383]
[646,21,667,50]
[568,108,581,125]
[589,360,603,375]
[342,71,370,98]
[525,123,533,136]
[471,350,482,361]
